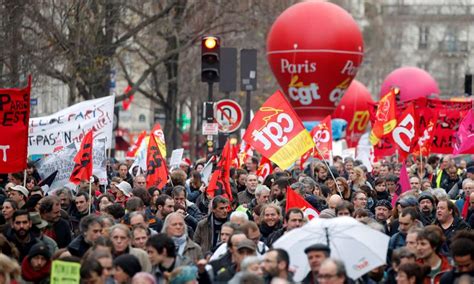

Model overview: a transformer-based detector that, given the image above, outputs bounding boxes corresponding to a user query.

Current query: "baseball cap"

[398,195,419,208]
[116,181,132,197]
[11,185,29,198]
[236,239,257,251]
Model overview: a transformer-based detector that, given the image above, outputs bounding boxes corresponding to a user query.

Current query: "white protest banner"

[29,96,115,155]
[36,138,107,193]
[169,148,184,169]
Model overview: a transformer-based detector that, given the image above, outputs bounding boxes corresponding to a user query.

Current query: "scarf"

[172,235,187,256]
[260,221,282,238]
[21,257,51,282]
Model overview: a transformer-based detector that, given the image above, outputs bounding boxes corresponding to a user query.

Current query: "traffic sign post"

[215,99,243,133]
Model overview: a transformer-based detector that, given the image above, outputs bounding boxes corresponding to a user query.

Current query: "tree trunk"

[164,36,180,153]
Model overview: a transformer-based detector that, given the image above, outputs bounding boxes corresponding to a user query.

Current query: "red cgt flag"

[312,115,333,160]
[369,88,398,145]
[206,139,233,201]
[256,156,273,180]
[392,103,418,161]
[126,130,147,159]
[286,187,319,220]
[70,130,94,184]
[0,77,31,173]
[412,108,438,157]
[146,133,168,189]
[243,90,314,170]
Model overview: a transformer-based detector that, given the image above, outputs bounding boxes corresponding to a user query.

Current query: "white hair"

[255,185,270,197]
[161,212,188,237]
[230,211,249,221]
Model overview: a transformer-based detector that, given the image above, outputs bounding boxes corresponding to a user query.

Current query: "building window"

[419,26,429,49]
[138,114,146,122]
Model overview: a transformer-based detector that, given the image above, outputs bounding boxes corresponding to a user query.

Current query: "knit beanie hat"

[113,254,142,277]
[28,242,51,259]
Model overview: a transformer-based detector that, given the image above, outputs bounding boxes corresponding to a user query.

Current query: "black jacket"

[67,235,91,258]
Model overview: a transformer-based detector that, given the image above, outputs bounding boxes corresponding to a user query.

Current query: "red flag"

[151,123,167,158]
[392,103,417,161]
[0,77,31,173]
[206,139,233,201]
[453,109,474,155]
[243,90,314,169]
[312,115,333,159]
[412,109,438,157]
[70,130,94,184]
[146,133,168,189]
[257,156,273,180]
[122,85,134,110]
[369,88,398,145]
[126,131,147,159]
[391,163,411,208]
[286,187,319,220]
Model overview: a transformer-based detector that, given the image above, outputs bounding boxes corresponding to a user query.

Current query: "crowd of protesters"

[0,153,472,284]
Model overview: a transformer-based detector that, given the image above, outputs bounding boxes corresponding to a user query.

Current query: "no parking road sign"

[215,99,243,133]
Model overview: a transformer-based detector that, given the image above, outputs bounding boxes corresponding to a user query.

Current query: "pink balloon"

[380,67,439,102]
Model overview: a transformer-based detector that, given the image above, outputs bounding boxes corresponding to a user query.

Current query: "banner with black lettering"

[29,95,114,155]
[0,77,31,173]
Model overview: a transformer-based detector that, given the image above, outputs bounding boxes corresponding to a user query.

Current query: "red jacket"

[417,255,452,284]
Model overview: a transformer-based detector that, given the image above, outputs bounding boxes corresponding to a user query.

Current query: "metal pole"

[245,90,251,127]
[208,82,213,101]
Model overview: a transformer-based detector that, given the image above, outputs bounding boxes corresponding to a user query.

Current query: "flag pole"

[89,176,93,214]
[314,144,343,197]
[23,169,27,187]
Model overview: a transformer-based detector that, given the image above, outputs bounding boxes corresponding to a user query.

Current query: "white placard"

[169,148,184,169]
[29,96,115,155]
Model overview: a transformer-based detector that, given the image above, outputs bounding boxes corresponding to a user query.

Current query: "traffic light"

[201,36,220,83]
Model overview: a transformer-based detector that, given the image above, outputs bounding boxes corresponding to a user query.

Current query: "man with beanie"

[113,254,142,284]
[21,242,52,284]
[418,192,436,226]
[374,200,393,235]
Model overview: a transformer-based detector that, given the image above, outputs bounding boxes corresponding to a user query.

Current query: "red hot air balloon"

[333,80,374,148]
[380,67,440,102]
[267,1,364,121]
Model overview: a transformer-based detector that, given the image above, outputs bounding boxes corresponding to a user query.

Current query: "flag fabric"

[243,90,314,169]
[412,109,438,157]
[238,142,253,167]
[453,109,474,155]
[206,139,233,201]
[0,77,31,173]
[392,103,417,161]
[146,133,168,189]
[38,170,58,187]
[151,123,167,158]
[122,85,134,110]
[286,187,319,220]
[256,156,273,180]
[369,88,398,145]
[126,131,147,159]
[312,115,333,160]
[70,130,93,184]
[201,155,215,185]
[391,163,411,208]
